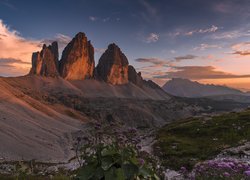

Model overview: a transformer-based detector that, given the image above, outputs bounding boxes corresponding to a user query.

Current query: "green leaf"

[104,167,126,180]
[93,166,104,179]
[77,163,97,180]
[101,156,115,170]
[153,173,161,180]
[101,147,117,156]
[115,168,126,180]
[139,166,151,178]
[122,163,139,179]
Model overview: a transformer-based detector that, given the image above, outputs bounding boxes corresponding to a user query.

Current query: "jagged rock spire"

[96,43,129,85]
[59,32,95,80]
[29,42,59,77]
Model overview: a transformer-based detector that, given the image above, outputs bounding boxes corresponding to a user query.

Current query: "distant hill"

[162,78,245,98]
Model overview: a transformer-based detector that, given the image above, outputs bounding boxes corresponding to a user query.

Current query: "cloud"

[231,42,250,56]
[170,50,176,54]
[185,25,219,36]
[0,0,16,10]
[94,48,106,53]
[145,33,159,43]
[135,57,169,66]
[170,25,219,38]
[0,19,72,76]
[42,33,71,52]
[135,55,198,69]
[174,54,197,62]
[213,3,232,13]
[211,30,250,40]
[0,58,30,68]
[153,66,250,80]
[102,17,110,22]
[232,51,250,56]
[139,0,157,17]
[0,19,41,76]
[193,43,222,51]
[89,16,113,23]
[89,16,98,21]
[138,0,159,24]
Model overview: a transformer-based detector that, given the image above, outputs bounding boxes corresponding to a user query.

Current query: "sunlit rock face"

[59,32,95,80]
[96,43,129,85]
[128,65,143,87]
[29,42,59,77]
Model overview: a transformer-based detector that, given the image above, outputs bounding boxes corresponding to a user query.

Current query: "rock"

[144,80,162,89]
[128,65,143,87]
[59,32,95,80]
[164,169,183,180]
[96,43,129,85]
[29,42,59,77]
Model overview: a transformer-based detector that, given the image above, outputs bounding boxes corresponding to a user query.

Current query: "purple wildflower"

[223,172,230,177]
[244,170,250,176]
[180,166,187,172]
[138,158,145,166]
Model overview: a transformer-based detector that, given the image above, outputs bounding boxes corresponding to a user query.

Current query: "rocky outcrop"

[59,32,95,80]
[29,42,59,77]
[28,32,161,90]
[128,65,143,87]
[96,43,129,85]
[144,80,162,89]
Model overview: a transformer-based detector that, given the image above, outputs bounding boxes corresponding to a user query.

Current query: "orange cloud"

[0,19,41,75]
[153,66,250,80]
[231,42,250,56]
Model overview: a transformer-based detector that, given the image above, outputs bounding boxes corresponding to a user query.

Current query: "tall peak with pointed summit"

[59,32,95,80]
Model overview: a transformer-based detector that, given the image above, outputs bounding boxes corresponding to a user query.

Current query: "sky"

[0,0,250,90]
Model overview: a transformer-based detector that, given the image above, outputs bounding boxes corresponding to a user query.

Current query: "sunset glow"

[0,0,250,90]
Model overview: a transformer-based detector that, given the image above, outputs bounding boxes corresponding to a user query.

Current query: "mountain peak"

[96,43,129,85]
[59,32,95,80]
[163,78,243,97]
[29,42,59,77]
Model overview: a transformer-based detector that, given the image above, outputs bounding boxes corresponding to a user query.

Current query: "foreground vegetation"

[154,109,250,171]
[1,109,250,179]
[0,122,160,179]
[75,122,160,179]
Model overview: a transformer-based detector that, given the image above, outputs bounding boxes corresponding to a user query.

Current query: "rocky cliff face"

[59,32,95,80]
[28,32,160,89]
[96,43,129,85]
[29,42,59,77]
[128,65,143,87]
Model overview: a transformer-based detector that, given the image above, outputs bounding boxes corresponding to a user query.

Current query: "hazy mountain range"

[162,78,249,97]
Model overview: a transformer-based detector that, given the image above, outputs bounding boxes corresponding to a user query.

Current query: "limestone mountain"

[59,32,95,80]
[128,65,143,87]
[28,32,161,90]
[163,78,244,97]
[96,43,129,85]
[29,42,59,77]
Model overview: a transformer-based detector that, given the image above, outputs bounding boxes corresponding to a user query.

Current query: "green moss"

[154,110,250,170]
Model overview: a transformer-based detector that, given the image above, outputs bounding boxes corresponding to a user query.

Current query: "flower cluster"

[192,158,250,179]
[74,120,161,179]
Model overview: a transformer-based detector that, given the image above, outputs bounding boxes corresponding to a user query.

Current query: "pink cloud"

[0,19,41,75]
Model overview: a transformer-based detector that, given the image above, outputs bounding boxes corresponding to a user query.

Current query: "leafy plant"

[75,119,160,180]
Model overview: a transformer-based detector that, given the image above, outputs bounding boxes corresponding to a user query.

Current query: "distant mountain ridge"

[162,78,245,97]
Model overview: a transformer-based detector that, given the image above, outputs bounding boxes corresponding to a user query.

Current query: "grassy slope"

[154,109,250,170]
